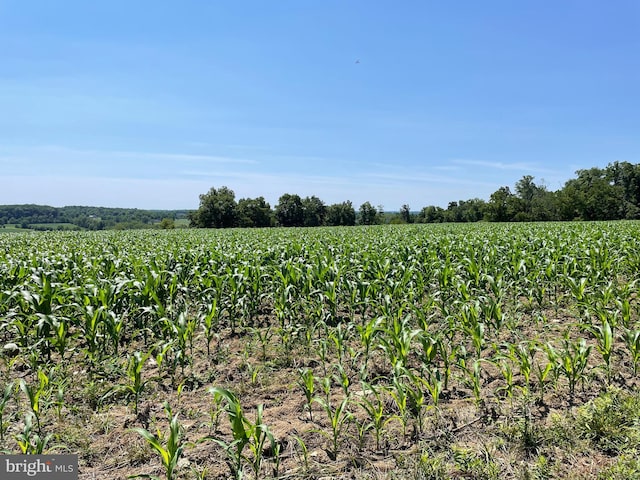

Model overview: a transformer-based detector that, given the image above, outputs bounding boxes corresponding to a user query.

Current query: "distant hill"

[0,204,191,231]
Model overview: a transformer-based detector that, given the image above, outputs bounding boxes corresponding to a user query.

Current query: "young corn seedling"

[403,370,429,436]
[356,316,382,369]
[379,313,420,369]
[535,348,555,403]
[425,368,443,409]
[50,315,71,360]
[246,404,277,479]
[292,434,310,475]
[19,369,49,433]
[200,290,223,357]
[249,325,274,361]
[297,368,315,422]
[314,337,330,377]
[358,381,388,451]
[332,363,351,397]
[385,374,410,438]
[16,412,52,455]
[511,341,536,394]
[491,354,515,400]
[207,387,276,480]
[458,357,484,407]
[130,402,185,480]
[0,382,14,443]
[207,389,225,434]
[121,350,154,416]
[623,328,640,375]
[313,393,352,460]
[585,317,614,383]
[557,338,592,400]
[52,376,68,421]
[329,323,353,367]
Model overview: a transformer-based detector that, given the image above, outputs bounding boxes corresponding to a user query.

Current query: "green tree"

[400,204,412,223]
[606,161,640,218]
[189,186,238,228]
[325,201,356,226]
[358,201,378,225]
[302,196,326,227]
[515,175,538,211]
[236,197,273,228]
[514,175,555,220]
[416,205,445,223]
[559,168,624,220]
[443,201,461,222]
[458,198,486,222]
[486,186,514,222]
[275,194,304,227]
[158,218,175,229]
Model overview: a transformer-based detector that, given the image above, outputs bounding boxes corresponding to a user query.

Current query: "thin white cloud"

[28,145,258,165]
[363,172,497,188]
[433,165,462,172]
[451,159,558,174]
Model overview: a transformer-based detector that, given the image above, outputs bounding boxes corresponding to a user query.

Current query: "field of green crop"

[1,223,640,479]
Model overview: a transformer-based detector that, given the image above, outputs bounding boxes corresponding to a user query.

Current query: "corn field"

[1,222,640,479]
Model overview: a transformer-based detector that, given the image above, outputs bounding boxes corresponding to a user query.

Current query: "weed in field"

[520,455,552,480]
[597,452,640,480]
[574,387,640,454]
[452,444,500,480]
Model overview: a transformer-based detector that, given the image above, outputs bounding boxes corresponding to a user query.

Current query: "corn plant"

[292,434,310,475]
[0,382,14,442]
[19,370,49,433]
[555,337,592,399]
[385,373,410,438]
[130,402,185,480]
[425,368,443,408]
[16,412,52,455]
[121,350,154,415]
[332,363,351,397]
[207,387,276,480]
[458,357,484,406]
[328,323,353,366]
[245,404,277,479]
[379,313,420,369]
[491,353,515,399]
[313,393,352,460]
[402,369,430,435]
[585,317,615,383]
[623,328,640,375]
[249,325,275,361]
[460,303,485,359]
[297,368,315,422]
[510,341,537,393]
[535,347,555,403]
[199,285,224,357]
[358,382,388,451]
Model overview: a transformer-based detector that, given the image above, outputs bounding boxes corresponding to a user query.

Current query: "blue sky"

[1,1,638,210]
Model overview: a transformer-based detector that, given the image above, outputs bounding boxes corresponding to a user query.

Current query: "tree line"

[190,161,640,228]
[0,205,190,230]
[188,190,361,228]
[418,161,640,224]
